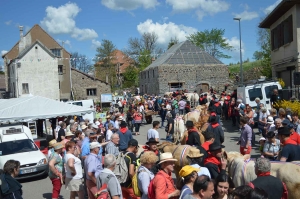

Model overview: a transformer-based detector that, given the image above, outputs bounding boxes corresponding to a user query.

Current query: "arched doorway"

[196,81,210,93]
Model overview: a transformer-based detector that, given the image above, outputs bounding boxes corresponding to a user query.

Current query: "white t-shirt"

[106,129,113,141]
[64,153,83,179]
[147,128,159,140]
[190,164,211,178]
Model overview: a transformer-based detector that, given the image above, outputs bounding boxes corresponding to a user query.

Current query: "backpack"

[113,152,131,183]
[148,173,168,199]
[132,167,147,197]
[95,175,113,199]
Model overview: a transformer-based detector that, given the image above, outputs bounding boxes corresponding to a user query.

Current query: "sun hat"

[92,124,99,129]
[179,165,200,178]
[65,131,74,137]
[186,148,204,158]
[48,139,57,148]
[186,120,194,127]
[118,116,124,121]
[81,124,87,130]
[53,142,64,150]
[146,138,159,145]
[95,121,100,126]
[259,137,266,141]
[267,116,274,124]
[158,152,178,164]
[89,142,101,149]
[106,115,111,119]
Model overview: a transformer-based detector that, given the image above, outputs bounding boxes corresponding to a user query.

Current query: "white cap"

[89,142,101,149]
[92,124,99,129]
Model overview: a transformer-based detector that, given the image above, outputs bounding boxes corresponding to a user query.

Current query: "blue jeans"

[179,109,184,115]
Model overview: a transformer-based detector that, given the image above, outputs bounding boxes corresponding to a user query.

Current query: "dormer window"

[51,49,61,57]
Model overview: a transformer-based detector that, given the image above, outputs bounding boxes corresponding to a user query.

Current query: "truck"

[237,79,282,111]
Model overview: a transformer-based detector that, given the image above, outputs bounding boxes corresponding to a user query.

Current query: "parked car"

[0,124,48,179]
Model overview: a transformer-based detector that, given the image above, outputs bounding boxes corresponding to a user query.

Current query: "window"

[22,83,29,94]
[51,49,61,57]
[248,88,262,101]
[265,85,278,99]
[87,89,97,96]
[0,139,38,156]
[58,65,63,75]
[271,15,293,50]
[72,102,83,106]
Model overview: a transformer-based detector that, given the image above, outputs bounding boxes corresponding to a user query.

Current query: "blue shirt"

[117,129,133,151]
[105,120,115,131]
[180,185,192,199]
[84,153,103,180]
[81,137,103,160]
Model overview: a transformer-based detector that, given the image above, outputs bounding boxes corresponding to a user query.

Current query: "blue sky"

[0,0,282,67]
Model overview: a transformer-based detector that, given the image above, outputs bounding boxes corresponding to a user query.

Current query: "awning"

[0,96,94,123]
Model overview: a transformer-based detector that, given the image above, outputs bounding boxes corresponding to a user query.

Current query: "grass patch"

[228,60,261,74]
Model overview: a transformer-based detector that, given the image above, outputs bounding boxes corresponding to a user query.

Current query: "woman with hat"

[150,152,180,199]
[265,116,276,133]
[263,131,280,160]
[48,142,65,199]
[48,139,57,158]
[139,138,160,175]
[186,148,210,177]
[178,165,199,199]
[137,151,158,199]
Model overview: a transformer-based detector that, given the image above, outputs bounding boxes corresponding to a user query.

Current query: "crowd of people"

[3,88,300,199]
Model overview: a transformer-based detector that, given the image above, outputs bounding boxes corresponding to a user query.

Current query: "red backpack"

[148,173,168,199]
[95,175,113,199]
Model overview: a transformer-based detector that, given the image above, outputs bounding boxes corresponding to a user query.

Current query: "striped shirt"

[105,141,119,157]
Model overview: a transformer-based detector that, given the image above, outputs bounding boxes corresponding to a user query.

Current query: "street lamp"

[233,17,243,85]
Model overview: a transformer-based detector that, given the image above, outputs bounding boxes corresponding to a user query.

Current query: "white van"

[67,99,95,122]
[0,124,48,179]
[237,79,282,111]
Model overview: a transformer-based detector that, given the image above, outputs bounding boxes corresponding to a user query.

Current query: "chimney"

[18,26,25,53]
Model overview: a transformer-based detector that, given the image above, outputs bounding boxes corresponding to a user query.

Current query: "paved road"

[20,116,261,198]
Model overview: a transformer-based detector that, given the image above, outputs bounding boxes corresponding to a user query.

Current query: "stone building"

[71,68,111,101]
[139,40,229,95]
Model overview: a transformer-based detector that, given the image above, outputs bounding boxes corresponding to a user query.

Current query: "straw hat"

[106,115,111,119]
[186,148,204,158]
[158,152,177,164]
[81,124,87,130]
[53,142,64,150]
[65,131,74,137]
[48,139,57,148]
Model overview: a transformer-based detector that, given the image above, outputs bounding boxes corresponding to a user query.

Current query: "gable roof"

[17,40,56,59]
[259,0,300,28]
[2,24,71,59]
[144,40,223,70]
[71,67,109,85]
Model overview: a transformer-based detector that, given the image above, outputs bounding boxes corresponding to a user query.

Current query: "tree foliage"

[168,37,179,49]
[253,51,264,61]
[94,39,117,87]
[187,28,233,59]
[138,49,152,71]
[123,66,139,88]
[257,27,272,78]
[70,52,92,73]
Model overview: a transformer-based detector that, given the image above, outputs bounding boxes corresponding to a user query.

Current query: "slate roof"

[145,40,223,70]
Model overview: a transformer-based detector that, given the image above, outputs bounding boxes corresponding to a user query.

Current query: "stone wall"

[139,64,229,95]
[71,69,111,101]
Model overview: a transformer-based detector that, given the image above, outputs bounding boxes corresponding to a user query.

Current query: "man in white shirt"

[147,121,160,141]
[106,123,114,141]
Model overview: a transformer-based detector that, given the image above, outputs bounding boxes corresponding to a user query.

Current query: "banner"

[101,93,113,103]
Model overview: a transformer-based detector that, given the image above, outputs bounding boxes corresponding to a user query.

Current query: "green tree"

[70,52,92,73]
[168,37,179,49]
[257,27,272,78]
[252,51,264,60]
[94,39,116,86]
[123,66,139,88]
[187,28,233,59]
[138,49,152,71]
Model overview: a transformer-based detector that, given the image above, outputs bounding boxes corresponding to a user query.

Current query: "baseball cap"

[179,165,200,178]
[128,139,139,147]
[89,142,101,149]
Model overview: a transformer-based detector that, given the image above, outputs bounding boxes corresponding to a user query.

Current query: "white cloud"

[233,11,259,21]
[225,37,245,61]
[264,0,282,14]
[166,0,229,20]
[1,50,8,56]
[40,2,98,41]
[5,20,12,25]
[101,0,159,11]
[91,39,101,49]
[137,19,197,46]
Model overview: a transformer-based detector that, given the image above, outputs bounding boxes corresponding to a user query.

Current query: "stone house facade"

[71,68,111,101]
[259,0,300,96]
[139,40,229,95]
[7,40,59,100]
[2,24,72,100]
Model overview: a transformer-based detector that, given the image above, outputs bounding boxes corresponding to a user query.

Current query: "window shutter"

[288,15,293,43]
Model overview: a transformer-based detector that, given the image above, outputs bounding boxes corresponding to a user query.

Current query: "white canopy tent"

[0,96,94,123]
